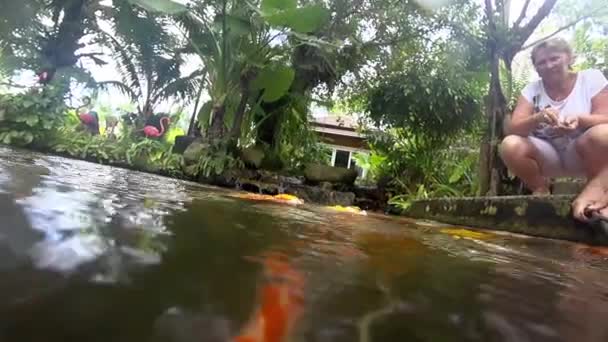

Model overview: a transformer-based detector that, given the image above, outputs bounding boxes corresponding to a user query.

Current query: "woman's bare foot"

[572,172,608,222]
[586,201,608,220]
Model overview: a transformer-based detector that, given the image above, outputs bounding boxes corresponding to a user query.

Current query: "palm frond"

[96,80,139,101]
[174,11,219,58]
[151,69,206,106]
[152,55,182,92]
[111,1,175,73]
[101,31,143,98]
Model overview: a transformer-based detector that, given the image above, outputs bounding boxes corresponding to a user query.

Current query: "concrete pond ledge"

[390,195,608,245]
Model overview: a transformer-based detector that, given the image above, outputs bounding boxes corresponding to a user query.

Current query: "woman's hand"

[537,107,560,126]
[553,117,579,136]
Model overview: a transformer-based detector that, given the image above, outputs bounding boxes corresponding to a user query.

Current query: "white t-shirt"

[521,68,608,147]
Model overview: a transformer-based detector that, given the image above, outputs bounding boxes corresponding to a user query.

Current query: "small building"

[310,115,369,178]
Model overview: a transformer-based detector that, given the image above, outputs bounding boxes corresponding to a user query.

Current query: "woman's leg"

[575,124,608,178]
[499,135,562,195]
[572,124,608,221]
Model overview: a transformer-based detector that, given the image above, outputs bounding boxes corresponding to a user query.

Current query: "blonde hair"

[531,37,574,66]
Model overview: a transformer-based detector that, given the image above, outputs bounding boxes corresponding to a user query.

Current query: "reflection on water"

[2,146,608,341]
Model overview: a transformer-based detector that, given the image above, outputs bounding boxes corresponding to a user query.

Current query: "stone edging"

[389,195,608,245]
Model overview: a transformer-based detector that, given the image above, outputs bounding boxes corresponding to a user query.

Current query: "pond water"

[1,146,608,342]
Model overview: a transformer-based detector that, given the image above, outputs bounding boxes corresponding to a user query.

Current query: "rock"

[258,170,280,184]
[183,140,209,165]
[353,185,387,211]
[173,135,198,154]
[198,168,260,189]
[258,171,303,186]
[304,164,358,185]
[320,182,333,191]
[184,164,199,177]
[198,173,235,188]
[132,156,150,170]
[240,146,265,169]
[552,178,585,195]
[394,195,608,245]
[284,183,355,206]
[260,152,284,171]
[239,181,281,195]
[282,176,304,186]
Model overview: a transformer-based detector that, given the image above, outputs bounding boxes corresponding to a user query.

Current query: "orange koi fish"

[327,205,367,216]
[233,193,304,205]
[439,228,494,240]
[235,253,305,342]
[572,244,608,258]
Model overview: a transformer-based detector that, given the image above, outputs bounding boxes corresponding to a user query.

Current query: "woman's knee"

[575,124,608,156]
[499,135,529,161]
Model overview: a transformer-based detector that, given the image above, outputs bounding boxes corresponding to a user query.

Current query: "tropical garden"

[0,0,607,209]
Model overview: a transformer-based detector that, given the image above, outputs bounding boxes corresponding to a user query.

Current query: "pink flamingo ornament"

[76,97,94,124]
[143,116,170,138]
[79,112,96,125]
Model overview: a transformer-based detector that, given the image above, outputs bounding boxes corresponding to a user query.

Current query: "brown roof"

[311,115,366,139]
[311,116,358,130]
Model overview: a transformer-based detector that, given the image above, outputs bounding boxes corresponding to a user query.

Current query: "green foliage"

[0,0,102,82]
[363,53,484,142]
[271,96,331,171]
[127,0,187,14]
[504,64,532,110]
[172,0,331,142]
[362,128,480,209]
[572,21,608,75]
[53,126,184,176]
[387,150,479,210]
[351,151,386,182]
[262,5,330,33]
[0,84,67,146]
[192,141,244,178]
[261,0,297,12]
[252,64,296,103]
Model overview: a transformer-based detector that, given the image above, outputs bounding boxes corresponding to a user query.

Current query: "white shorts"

[528,135,585,178]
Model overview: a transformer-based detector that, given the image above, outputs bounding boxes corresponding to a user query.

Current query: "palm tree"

[174,0,331,143]
[0,0,107,84]
[96,1,204,124]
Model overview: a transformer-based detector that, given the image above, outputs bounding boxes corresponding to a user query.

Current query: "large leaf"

[197,101,214,126]
[22,132,34,145]
[2,132,11,144]
[261,0,297,12]
[252,65,295,102]
[127,0,187,14]
[25,115,39,127]
[213,14,252,37]
[264,5,329,33]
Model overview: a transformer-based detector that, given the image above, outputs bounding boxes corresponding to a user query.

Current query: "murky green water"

[1,146,608,342]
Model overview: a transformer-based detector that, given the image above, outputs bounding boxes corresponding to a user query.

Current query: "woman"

[499,37,608,222]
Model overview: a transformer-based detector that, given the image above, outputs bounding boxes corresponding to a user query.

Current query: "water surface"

[1,146,608,342]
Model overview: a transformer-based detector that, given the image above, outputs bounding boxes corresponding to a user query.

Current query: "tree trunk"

[256,95,290,147]
[230,70,255,141]
[187,81,205,136]
[255,68,312,148]
[230,91,249,140]
[479,51,507,196]
[207,105,226,141]
[40,0,88,84]
[479,0,561,196]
